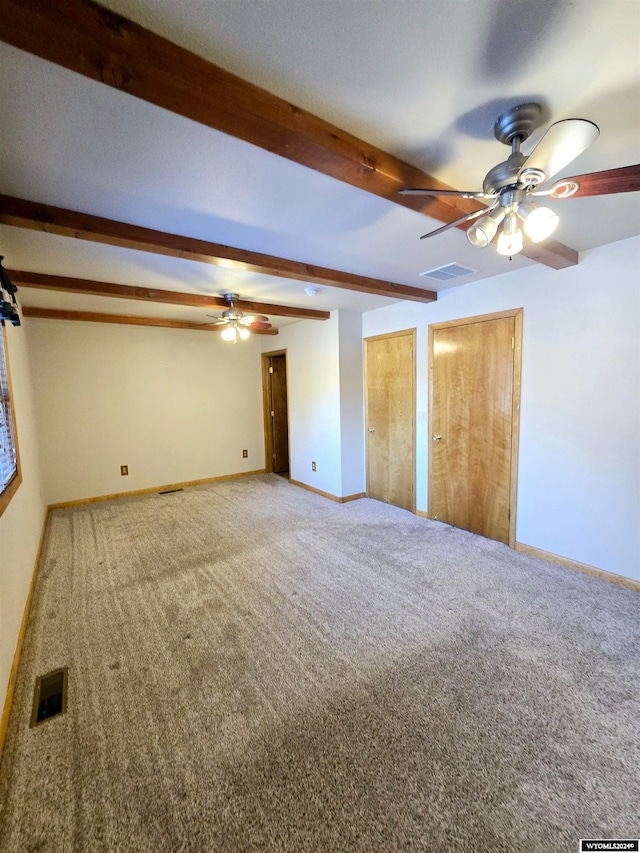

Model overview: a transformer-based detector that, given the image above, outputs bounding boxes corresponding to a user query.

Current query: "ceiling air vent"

[420,262,475,282]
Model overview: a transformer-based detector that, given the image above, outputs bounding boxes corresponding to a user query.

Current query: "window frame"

[0,322,22,518]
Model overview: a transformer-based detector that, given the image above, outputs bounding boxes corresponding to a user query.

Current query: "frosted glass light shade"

[523,206,560,242]
[497,214,523,256]
[238,327,250,340]
[467,208,505,248]
[221,325,237,341]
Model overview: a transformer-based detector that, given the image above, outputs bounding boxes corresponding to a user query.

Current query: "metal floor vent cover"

[30,667,68,727]
[420,262,476,281]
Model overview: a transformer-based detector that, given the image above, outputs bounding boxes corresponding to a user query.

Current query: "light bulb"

[497,214,523,256]
[497,228,523,256]
[221,325,237,342]
[523,206,559,243]
[238,327,250,340]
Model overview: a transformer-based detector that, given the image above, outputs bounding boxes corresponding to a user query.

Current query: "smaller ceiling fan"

[206,293,272,342]
[400,102,640,256]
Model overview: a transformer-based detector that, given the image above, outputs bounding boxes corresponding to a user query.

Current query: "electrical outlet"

[311,461,316,472]
[120,465,128,476]
[242,449,248,458]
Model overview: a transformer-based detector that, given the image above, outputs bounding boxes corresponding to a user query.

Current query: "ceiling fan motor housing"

[484,103,545,194]
[222,308,243,321]
[493,102,542,146]
[483,150,526,194]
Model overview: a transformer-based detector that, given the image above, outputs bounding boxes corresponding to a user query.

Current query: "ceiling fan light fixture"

[406,104,633,261]
[496,213,523,256]
[520,203,560,242]
[466,208,506,247]
[221,325,237,342]
[238,326,250,340]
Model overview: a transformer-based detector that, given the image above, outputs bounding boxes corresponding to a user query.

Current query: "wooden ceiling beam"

[21,306,279,334]
[7,270,331,320]
[0,0,577,270]
[0,195,436,303]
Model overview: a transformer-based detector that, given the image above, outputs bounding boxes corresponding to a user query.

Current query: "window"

[0,322,21,516]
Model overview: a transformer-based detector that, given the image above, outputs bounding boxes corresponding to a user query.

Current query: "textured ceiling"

[0,0,638,328]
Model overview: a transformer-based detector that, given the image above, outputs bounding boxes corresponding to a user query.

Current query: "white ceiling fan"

[206,293,272,342]
[401,103,640,256]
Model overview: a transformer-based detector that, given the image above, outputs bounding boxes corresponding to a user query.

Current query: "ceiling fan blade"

[240,314,269,325]
[400,188,493,200]
[249,321,272,330]
[519,118,600,184]
[547,164,640,198]
[419,202,498,240]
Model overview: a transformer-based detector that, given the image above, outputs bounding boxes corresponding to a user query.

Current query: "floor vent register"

[30,667,68,727]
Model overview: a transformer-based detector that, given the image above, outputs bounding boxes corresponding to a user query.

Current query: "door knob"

[368,428,376,433]
[432,434,442,441]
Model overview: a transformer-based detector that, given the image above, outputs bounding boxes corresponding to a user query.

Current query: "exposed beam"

[518,238,578,269]
[0,195,437,304]
[8,270,331,320]
[21,306,279,334]
[0,0,577,270]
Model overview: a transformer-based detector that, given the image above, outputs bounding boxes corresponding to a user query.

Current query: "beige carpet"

[1,474,638,852]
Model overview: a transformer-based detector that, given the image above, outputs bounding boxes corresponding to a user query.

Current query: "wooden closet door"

[365,330,415,511]
[430,313,520,544]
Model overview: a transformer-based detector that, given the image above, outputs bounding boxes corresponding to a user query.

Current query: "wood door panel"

[271,356,289,473]
[366,332,415,511]
[431,317,514,543]
[262,350,289,475]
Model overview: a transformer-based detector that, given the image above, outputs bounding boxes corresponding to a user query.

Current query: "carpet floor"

[0,474,638,852]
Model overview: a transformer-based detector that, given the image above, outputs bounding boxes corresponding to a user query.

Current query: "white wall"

[0,319,47,713]
[363,236,640,581]
[338,311,365,496]
[264,313,343,496]
[263,310,366,499]
[27,320,265,504]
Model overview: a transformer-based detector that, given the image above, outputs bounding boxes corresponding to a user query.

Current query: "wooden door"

[365,329,415,511]
[429,310,522,545]
[270,355,289,473]
[262,351,289,475]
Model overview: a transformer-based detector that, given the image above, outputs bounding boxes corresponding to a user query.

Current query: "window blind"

[0,325,17,492]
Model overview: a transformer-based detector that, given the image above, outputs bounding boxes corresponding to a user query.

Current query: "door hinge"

[269,366,274,373]
[512,336,515,349]
[410,349,413,359]
[271,410,275,417]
